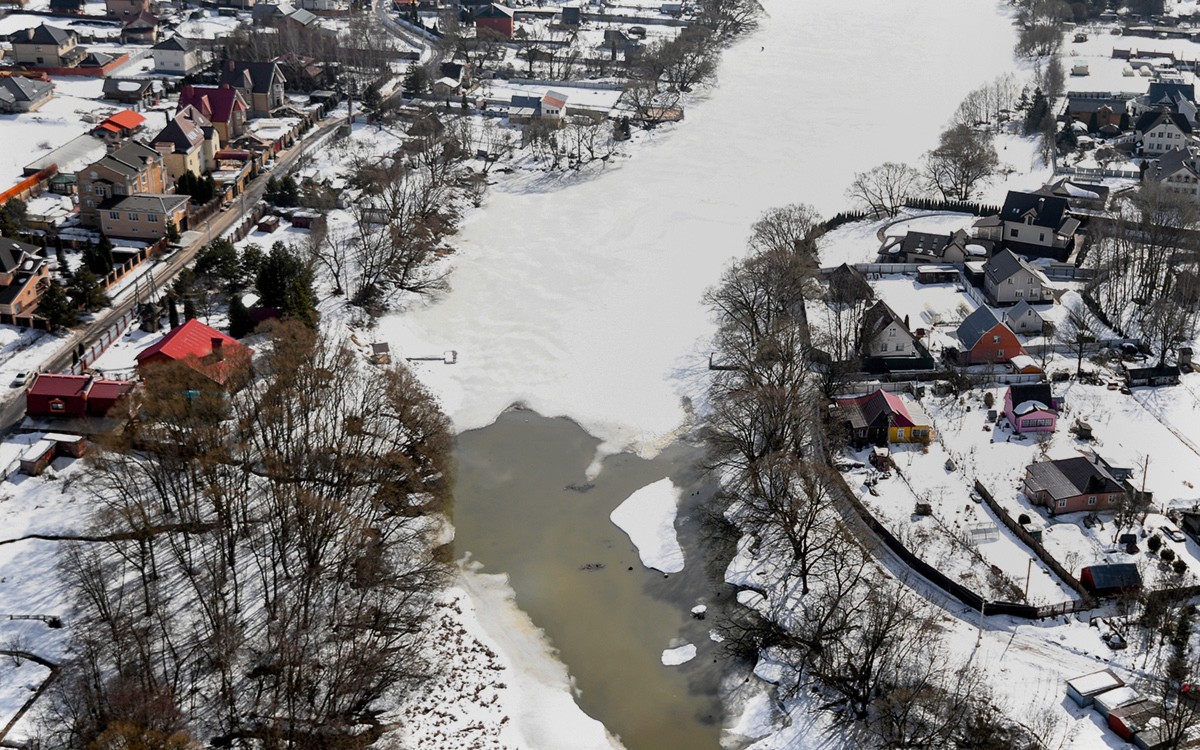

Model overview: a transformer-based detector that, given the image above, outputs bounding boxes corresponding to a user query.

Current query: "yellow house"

[151,105,221,180]
[832,390,934,448]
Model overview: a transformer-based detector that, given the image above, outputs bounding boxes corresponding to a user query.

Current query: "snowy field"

[0,94,135,192]
[477,80,624,113]
[371,0,1021,462]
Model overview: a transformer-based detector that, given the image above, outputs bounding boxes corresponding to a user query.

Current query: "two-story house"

[859,300,918,359]
[1145,147,1200,202]
[120,10,159,44]
[105,0,150,19]
[953,306,1026,365]
[77,142,167,228]
[0,76,54,114]
[152,35,206,76]
[974,191,1080,261]
[218,61,286,118]
[10,24,85,68]
[177,84,248,142]
[1136,109,1193,156]
[983,249,1052,305]
[98,194,188,240]
[0,238,50,316]
[151,105,221,179]
[1024,456,1125,515]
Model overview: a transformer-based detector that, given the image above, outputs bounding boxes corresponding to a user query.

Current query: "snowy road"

[383,0,1022,459]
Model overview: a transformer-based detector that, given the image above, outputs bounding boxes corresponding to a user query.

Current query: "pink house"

[1004,382,1059,434]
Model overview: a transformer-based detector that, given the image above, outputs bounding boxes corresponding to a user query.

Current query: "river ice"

[609,477,685,574]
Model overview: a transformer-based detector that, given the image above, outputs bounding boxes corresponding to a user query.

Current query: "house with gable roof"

[953,306,1025,365]
[178,84,248,142]
[102,78,156,107]
[1135,109,1193,155]
[151,105,221,179]
[152,35,206,76]
[0,237,49,316]
[1145,147,1200,202]
[0,76,53,114]
[91,109,146,143]
[983,249,1052,305]
[218,61,287,118]
[10,24,84,68]
[831,389,934,448]
[1003,299,1045,334]
[120,10,159,44]
[974,190,1079,261]
[1024,455,1126,514]
[77,141,167,228]
[858,300,935,373]
[1004,382,1059,434]
[883,228,982,264]
[99,194,188,240]
[475,3,514,38]
[136,319,253,386]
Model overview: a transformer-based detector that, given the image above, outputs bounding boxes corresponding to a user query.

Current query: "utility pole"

[976,600,987,647]
[1024,558,1032,601]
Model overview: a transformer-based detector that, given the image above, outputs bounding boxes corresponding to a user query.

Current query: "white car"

[1162,527,1186,543]
[10,371,28,388]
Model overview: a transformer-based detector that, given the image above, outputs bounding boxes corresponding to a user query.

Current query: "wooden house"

[831,390,933,448]
[1024,455,1126,514]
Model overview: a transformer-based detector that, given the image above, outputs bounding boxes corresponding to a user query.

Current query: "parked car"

[1163,526,1186,543]
[11,371,29,388]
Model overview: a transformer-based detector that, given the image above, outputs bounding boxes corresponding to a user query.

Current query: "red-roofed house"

[832,389,934,448]
[177,84,248,142]
[136,319,253,386]
[91,109,146,142]
[26,374,133,417]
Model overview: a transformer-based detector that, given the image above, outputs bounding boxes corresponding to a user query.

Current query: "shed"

[1109,699,1158,741]
[371,342,390,365]
[18,439,55,476]
[1124,364,1181,387]
[256,215,280,233]
[1081,564,1142,596]
[916,265,958,284]
[1095,685,1143,718]
[1066,668,1124,707]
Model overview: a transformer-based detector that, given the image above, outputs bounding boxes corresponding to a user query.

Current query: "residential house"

[1135,109,1192,155]
[91,110,147,145]
[983,249,1052,305]
[10,24,85,68]
[1123,364,1182,387]
[49,0,85,13]
[0,238,49,316]
[831,389,934,448]
[1137,79,1196,117]
[1080,563,1142,597]
[78,51,116,71]
[78,141,167,228]
[1145,147,1200,202]
[883,228,982,264]
[105,0,150,19]
[1003,299,1045,334]
[974,191,1080,261]
[474,3,514,38]
[0,76,54,113]
[98,193,188,240]
[136,318,253,386]
[953,306,1025,365]
[26,374,132,419]
[177,84,248,142]
[272,53,326,91]
[826,263,873,305]
[859,300,918,359]
[151,105,221,179]
[1065,95,1130,132]
[101,78,156,107]
[432,76,461,97]
[120,11,159,44]
[1024,455,1126,514]
[509,91,569,124]
[1004,382,1059,434]
[152,35,206,76]
[218,60,286,118]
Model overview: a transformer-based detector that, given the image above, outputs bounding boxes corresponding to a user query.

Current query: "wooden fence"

[974,480,1096,610]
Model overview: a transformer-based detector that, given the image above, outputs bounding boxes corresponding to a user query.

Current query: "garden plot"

[924,383,1200,591]
[1063,28,1200,94]
[843,442,1076,606]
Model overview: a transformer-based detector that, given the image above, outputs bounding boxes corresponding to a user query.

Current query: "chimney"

[211,337,224,358]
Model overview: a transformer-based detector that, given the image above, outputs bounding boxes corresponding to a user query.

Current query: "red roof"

[97,122,121,133]
[106,109,146,130]
[88,380,131,401]
[29,374,89,399]
[178,85,246,125]
[136,319,252,384]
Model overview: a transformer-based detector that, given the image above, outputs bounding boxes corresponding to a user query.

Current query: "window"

[895,428,905,440]
[1088,496,1097,506]
[84,185,92,194]
[127,213,139,221]
[114,185,125,196]
[895,342,905,352]
[85,200,94,208]
[1009,228,1019,238]
[880,343,888,352]
[147,213,158,223]
[50,399,64,412]
[108,211,120,220]
[1015,290,1023,298]
[1039,233,1045,242]
[992,335,1001,344]
[1008,277,1014,284]
[1057,499,1067,508]
[997,349,1004,358]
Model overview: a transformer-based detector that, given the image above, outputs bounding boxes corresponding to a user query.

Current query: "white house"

[1135,110,1192,155]
[152,35,205,76]
[1003,300,1046,334]
[540,90,567,121]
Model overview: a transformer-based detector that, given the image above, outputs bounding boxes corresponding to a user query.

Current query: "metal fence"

[65,308,136,376]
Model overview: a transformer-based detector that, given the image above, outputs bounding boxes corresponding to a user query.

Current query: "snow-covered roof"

[1067,669,1124,697]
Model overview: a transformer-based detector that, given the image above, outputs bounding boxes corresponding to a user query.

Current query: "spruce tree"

[228,293,255,338]
[37,281,77,330]
[167,292,180,329]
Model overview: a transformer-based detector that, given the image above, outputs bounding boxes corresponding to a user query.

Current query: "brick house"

[105,0,150,20]
[26,374,132,417]
[177,84,248,141]
[474,3,514,38]
[99,194,188,240]
[78,142,167,228]
[0,238,49,316]
[1024,455,1126,515]
[217,61,286,118]
[953,306,1025,365]
[120,10,159,44]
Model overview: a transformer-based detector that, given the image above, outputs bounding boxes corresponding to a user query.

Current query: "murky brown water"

[451,407,734,750]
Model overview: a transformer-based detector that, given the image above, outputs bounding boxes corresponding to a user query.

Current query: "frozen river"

[388,0,1021,745]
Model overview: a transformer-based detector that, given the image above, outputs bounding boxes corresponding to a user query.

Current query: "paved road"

[0,114,348,434]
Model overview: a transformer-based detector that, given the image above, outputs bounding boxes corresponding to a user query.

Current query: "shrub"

[1161,547,1176,563]
[1174,559,1188,576]
[1148,535,1163,553]
[984,392,995,409]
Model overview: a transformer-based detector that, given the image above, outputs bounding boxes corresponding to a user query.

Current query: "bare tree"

[923,124,999,201]
[747,203,824,260]
[845,162,922,217]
